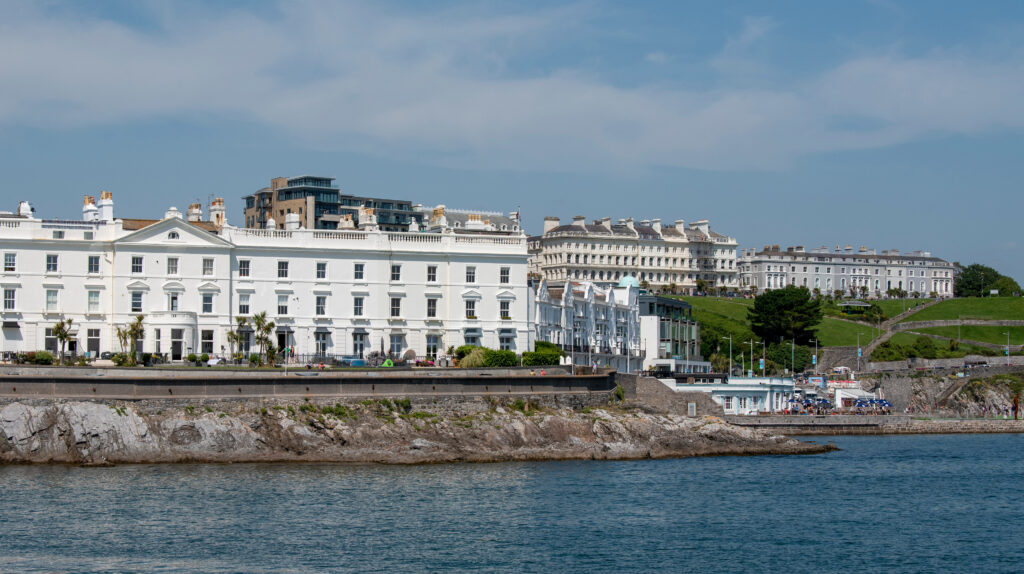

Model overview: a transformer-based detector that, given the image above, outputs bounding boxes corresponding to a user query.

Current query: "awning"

[499,328,516,335]
[2,321,19,329]
[276,326,294,333]
[351,328,368,334]
[463,327,482,334]
[314,327,331,333]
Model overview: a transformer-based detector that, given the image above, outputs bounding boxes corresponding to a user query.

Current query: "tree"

[695,278,708,295]
[859,285,869,298]
[832,289,843,300]
[667,282,678,295]
[226,316,249,360]
[52,317,73,365]
[955,263,1000,297]
[991,276,1021,297]
[252,311,276,366]
[747,286,823,346]
[848,286,858,298]
[126,315,144,366]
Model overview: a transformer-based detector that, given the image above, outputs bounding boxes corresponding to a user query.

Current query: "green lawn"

[913,325,1024,346]
[677,295,877,348]
[872,299,932,319]
[900,297,1024,322]
[880,332,1005,360]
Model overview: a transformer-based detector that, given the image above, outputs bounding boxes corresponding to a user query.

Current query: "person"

[529,370,535,376]
[318,362,325,371]
[591,360,598,374]
[540,369,546,376]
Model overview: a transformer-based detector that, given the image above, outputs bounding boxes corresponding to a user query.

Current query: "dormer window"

[168,231,179,240]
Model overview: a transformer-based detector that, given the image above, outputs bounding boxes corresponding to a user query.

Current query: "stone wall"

[616,373,723,417]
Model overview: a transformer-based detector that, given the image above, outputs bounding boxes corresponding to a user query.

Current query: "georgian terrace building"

[528,215,739,294]
[531,277,642,373]
[737,245,956,298]
[0,195,529,361]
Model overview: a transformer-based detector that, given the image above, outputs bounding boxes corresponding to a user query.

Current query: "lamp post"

[762,340,766,376]
[1005,331,1011,366]
[810,338,818,375]
[857,332,863,373]
[722,335,733,375]
[744,339,756,377]
[790,339,795,375]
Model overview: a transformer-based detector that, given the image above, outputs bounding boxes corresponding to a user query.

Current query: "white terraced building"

[530,277,642,372]
[737,244,956,298]
[0,195,529,361]
[528,215,739,294]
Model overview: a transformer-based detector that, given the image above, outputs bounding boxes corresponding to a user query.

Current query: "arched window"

[168,231,179,240]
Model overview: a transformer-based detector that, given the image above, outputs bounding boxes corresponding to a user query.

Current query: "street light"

[810,338,818,375]
[857,332,864,373]
[790,339,795,375]
[721,335,733,375]
[1005,331,1011,366]
[744,339,756,377]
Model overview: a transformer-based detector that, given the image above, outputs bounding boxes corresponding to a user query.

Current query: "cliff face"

[1,398,831,464]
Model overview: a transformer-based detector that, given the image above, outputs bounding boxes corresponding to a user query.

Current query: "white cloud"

[1,3,1023,172]
[644,51,668,64]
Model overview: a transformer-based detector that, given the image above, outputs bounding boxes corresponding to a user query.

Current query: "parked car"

[100,351,113,360]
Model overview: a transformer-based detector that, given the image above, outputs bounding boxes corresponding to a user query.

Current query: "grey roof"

[444,211,520,234]
[635,226,662,239]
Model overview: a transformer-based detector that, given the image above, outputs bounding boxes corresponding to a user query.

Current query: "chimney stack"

[82,195,98,222]
[209,197,226,228]
[187,202,203,223]
[543,216,560,234]
[97,191,114,222]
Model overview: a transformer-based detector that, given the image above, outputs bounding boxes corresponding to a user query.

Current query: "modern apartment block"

[737,244,956,297]
[528,215,739,294]
[242,175,424,232]
[1,196,528,361]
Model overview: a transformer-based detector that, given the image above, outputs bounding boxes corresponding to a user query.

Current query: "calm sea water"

[2,434,1023,573]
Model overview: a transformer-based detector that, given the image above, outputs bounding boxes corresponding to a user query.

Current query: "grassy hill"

[674,296,878,348]
[821,298,929,321]
[873,332,1006,361]
[912,325,1024,346]
[899,297,1024,322]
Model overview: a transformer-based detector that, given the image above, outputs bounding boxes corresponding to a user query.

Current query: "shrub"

[110,353,130,366]
[913,336,938,360]
[453,345,481,360]
[522,351,561,367]
[460,348,487,368]
[534,341,564,356]
[32,351,55,365]
[483,349,518,367]
[186,353,198,364]
[249,353,262,367]
[200,353,210,363]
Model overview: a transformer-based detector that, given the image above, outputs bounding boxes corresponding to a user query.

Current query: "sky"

[1,0,1022,279]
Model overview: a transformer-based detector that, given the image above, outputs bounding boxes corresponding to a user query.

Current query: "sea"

[2,434,1023,573]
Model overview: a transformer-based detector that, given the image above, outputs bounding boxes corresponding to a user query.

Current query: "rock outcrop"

[1,398,833,464]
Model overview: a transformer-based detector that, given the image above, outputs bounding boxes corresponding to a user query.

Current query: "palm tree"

[226,316,249,361]
[52,317,73,365]
[252,311,275,366]
[695,278,708,295]
[126,315,144,366]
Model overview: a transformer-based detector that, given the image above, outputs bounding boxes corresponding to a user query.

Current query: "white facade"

[532,278,642,372]
[0,198,529,361]
[737,245,955,298]
[638,294,710,374]
[528,215,739,294]
[661,377,795,415]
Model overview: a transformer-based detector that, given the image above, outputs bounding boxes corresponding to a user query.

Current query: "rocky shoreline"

[0,398,835,465]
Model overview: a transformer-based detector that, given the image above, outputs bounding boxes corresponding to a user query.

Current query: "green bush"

[483,349,518,367]
[200,353,210,363]
[534,341,564,356]
[249,353,262,366]
[110,353,129,366]
[453,345,481,360]
[913,336,938,360]
[186,353,198,364]
[32,351,55,365]
[460,348,487,368]
[522,351,561,366]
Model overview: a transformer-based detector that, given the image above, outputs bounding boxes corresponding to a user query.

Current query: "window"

[3,253,14,272]
[316,295,327,316]
[426,334,440,359]
[500,300,511,319]
[353,297,364,316]
[46,254,58,273]
[52,230,64,239]
[3,288,14,310]
[131,292,143,313]
[131,256,143,274]
[465,300,476,319]
[464,332,480,346]
[314,332,329,355]
[168,231,179,240]
[278,261,289,279]
[238,293,250,315]
[352,333,366,357]
[354,263,364,280]
[500,267,510,284]
[84,255,100,274]
[203,258,214,276]
[168,293,179,311]
[390,334,404,355]
[316,262,327,279]
[391,264,401,281]
[427,298,437,318]
[427,265,437,282]
[44,328,57,353]
[238,260,250,277]
[277,295,288,315]
[88,290,100,313]
[202,293,213,314]
[201,330,214,354]
[724,396,734,410]
[390,297,401,317]
[87,329,100,356]
[499,335,515,351]
[45,289,58,312]
[466,266,476,283]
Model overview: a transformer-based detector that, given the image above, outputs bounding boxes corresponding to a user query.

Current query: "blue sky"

[2,1,1022,280]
